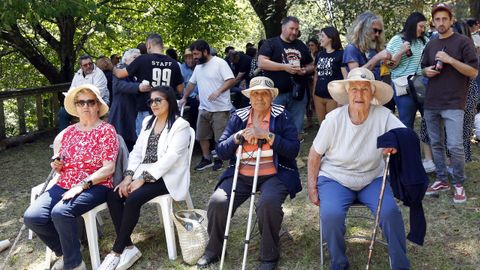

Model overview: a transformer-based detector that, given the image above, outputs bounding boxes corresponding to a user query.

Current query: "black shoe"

[195,158,214,171]
[257,261,278,270]
[212,159,223,171]
[196,254,220,268]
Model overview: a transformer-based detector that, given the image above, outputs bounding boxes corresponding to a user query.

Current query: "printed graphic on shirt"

[282,48,302,67]
[317,57,335,76]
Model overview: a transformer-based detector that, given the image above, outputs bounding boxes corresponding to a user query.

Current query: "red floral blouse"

[57,121,118,189]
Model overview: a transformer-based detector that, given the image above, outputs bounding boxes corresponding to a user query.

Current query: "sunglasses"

[373,28,383,34]
[74,99,97,107]
[81,62,93,68]
[146,97,166,106]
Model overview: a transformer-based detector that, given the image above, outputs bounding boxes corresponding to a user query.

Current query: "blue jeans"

[135,111,151,136]
[274,91,307,133]
[424,109,465,184]
[392,83,423,129]
[24,184,109,269]
[318,176,410,270]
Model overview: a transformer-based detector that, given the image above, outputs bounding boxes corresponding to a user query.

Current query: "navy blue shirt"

[343,44,381,80]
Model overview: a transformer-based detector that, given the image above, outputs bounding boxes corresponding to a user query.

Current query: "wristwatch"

[80,177,93,190]
[267,132,275,144]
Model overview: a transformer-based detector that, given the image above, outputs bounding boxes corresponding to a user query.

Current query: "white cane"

[366,153,391,270]
[219,137,245,270]
[241,139,266,270]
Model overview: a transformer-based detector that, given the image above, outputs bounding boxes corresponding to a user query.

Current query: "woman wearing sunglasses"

[98,86,191,270]
[343,11,392,80]
[24,84,119,270]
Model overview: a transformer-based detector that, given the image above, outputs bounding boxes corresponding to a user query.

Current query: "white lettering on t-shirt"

[317,57,335,76]
[151,61,172,67]
[152,68,172,86]
[283,48,302,66]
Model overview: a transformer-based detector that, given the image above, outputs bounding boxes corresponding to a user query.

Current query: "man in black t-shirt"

[113,34,183,135]
[228,50,252,108]
[258,16,314,134]
[422,4,478,204]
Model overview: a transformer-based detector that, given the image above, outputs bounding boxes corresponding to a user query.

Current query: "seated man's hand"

[242,126,268,145]
[383,147,397,155]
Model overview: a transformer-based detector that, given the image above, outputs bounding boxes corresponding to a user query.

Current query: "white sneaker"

[51,256,63,270]
[422,159,436,173]
[98,253,120,270]
[117,246,142,270]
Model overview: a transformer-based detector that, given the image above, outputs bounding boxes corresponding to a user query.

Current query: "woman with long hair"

[98,86,191,270]
[313,26,347,125]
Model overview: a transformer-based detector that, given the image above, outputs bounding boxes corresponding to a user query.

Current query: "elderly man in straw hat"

[307,67,410,269]
[197,76,301,270]
[24,84,118,270]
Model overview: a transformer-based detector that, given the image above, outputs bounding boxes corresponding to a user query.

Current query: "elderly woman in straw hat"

[24,84,118,270]
[307,67,410,270]
[197,76,300,270]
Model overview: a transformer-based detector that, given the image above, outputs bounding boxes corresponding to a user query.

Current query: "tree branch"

[32,23,61,52]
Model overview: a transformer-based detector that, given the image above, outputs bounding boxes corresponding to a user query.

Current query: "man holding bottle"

[422,3,478,203]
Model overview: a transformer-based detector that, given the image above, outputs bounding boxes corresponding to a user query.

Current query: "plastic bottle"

[434,47,446,71]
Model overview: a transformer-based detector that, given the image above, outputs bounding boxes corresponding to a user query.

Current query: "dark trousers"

[107,179,169,253]
[205,174,289,262]
[24,184,109,269]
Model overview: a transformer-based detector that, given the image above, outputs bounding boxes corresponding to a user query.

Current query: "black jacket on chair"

[377,127,429,245]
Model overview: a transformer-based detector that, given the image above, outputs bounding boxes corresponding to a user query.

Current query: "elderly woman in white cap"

[24,84,118,270]
[307,67,410,270]
[197,76,300,270]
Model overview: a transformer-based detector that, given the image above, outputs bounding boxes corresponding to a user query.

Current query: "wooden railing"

[0,83,70,149]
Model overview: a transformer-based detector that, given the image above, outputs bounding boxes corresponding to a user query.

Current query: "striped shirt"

[386,35,429,79]
[239,111,277,177]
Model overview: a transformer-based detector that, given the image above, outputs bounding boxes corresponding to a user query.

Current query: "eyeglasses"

[373,28,383,34]
[81,62,93,68]
[146,97,166,106]
[74,99,97,107]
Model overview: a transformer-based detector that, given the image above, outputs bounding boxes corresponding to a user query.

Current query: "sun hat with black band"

[241,76,279,99]
[327,67,393,105]
[64,84,109,117]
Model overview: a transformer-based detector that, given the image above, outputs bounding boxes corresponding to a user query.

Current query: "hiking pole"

[366,153,390,270]
[1,156,59,270]
[241,139,266,270]
[219,136,245,270]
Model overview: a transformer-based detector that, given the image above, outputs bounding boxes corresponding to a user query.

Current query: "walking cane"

[1,156,59,270]
[219,137,245,270]
[366,153,391,270]
[241,139,266,270]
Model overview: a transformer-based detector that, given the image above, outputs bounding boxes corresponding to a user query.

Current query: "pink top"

[57,121,118,189]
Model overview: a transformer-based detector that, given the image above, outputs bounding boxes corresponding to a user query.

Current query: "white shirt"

[70,64,109,104]
[189,56,234,112]
[312,105,404,190]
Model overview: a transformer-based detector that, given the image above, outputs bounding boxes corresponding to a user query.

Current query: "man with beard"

[179,39,236,171]
[113,33,183,135]
[422,3,478,203]
[258,16,314,135]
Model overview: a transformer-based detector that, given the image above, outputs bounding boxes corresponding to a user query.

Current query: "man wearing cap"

[258,16,314,134]
[180,48,199,130]
[196,76,300,270]
[307,67,410,270]
[422,3,478,203]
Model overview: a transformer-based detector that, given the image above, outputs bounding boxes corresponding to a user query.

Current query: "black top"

[314,50,345,99]
[231,53,252,84]
[127,53,183,112]
[259,37,313,94]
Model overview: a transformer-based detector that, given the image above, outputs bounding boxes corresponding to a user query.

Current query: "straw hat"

[64,84,109,117]
[241,76,279,99]
[327,68,393,105]
[184,48,192,55]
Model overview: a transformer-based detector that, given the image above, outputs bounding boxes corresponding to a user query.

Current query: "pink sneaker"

[425,181,450,195]
[453,184,467,203]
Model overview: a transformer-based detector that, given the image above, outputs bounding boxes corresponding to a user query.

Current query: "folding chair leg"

[44,247,52,270]
[158,196,177,260]
[83,211,101,270]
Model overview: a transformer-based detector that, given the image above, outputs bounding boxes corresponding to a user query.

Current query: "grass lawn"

[0,123,479,270]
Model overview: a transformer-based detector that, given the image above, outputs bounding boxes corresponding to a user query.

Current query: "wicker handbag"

[172,209,209,265]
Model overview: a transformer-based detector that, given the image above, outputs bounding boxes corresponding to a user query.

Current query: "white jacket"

[128,116,191,201]
[70,64,109,104]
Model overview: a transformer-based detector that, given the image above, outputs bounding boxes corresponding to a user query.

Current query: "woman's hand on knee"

[308,187,320,206]
[114,177,132,198]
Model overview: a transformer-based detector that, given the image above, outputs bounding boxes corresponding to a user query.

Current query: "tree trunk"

[470,0,480,20]
[58,15,77,82]
[249,0,288,38]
